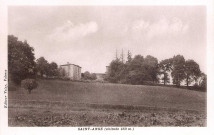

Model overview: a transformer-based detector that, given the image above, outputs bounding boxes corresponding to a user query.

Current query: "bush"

[82,71,97,80]
[192,83,206,92]
[21,79,38,94]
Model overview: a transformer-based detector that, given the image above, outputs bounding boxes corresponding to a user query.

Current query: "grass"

[8,79,206,126]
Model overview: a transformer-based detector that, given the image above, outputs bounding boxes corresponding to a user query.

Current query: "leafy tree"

[82,71,91,80]
[184,60,201,87]
[119,51,132,83]
[91,73,97,80]
[107,54,159,85]
[144,55,159,83]
[8,35,36,84]
[107,59,124,83]
[21,79,38,94]
[159,59,172,85]
[171,55,186,86]
[82,71,97,80]
[47,62,58,77]
[36,57,49,77]
[126,55,146,84]
[128,55,145,70]
[198,73,207,90]
[161,73,170,85]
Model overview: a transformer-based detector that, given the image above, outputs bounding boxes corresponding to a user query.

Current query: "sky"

[8,6,206,73]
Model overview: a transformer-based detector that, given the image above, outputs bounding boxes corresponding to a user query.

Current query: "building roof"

[60,63,81,68]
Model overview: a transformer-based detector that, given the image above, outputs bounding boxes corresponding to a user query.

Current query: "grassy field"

[8,79,206,126]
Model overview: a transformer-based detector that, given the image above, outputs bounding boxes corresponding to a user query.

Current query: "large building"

[60,62,81,80]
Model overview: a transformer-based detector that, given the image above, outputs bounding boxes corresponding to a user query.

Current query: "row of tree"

[8,35,59,84]
[8,35,206,90]
[36,57,58,78]
[81,71,97,80]
[106,50,206,90]
[8,35,98,84]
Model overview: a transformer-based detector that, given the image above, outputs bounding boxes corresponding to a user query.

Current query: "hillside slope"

[9,79,206,112]
[8,80,206,126]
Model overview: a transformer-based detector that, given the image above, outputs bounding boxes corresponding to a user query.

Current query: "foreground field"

[8,79,206,126]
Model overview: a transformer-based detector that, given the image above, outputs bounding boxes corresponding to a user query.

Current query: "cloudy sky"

[8,6,206,73]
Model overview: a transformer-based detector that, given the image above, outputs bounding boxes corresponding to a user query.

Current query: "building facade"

[60,63,81,80]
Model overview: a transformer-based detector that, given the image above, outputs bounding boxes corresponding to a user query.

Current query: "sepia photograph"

[7,6,207,127]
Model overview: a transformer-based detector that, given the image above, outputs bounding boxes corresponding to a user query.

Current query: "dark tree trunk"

[187,77,189,87]
[177,74,180,87]
[163,73,166,85]
[177,82,180,87]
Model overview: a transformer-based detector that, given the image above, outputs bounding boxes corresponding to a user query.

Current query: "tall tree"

[159,59,172,85]
[120,49,124,63]
[161,73,170,85]
[144,55,159,83]
[47,62,58,77]
[36,57,49,77]
[127,50,132,63]
[107,59,124,83]
[115,49,119,60]
[199,73,207,91]
[184,60,201,87]
[171,55,186,86]
[126,55,146,84]
[8,35,36,84]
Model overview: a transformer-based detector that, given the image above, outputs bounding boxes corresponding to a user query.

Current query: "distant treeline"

[105,50,206,91]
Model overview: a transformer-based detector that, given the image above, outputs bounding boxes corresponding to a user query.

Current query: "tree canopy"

[47,62,59,77]
[8,35,36,84]
[184,60,201,86]
[171,55,186,86]
[159,58,172,85]
[107,59,124,83]
[106,53,159,85]
[36,57,49,77]
[82,71,97,80]
[106,52,205,90]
